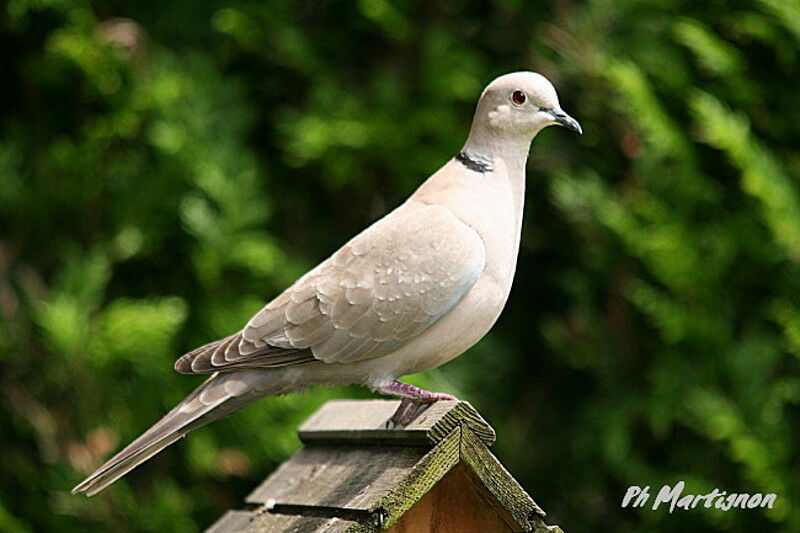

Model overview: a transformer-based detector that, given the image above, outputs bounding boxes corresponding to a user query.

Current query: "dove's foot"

[385,399,430,428]
[376,381,457,428]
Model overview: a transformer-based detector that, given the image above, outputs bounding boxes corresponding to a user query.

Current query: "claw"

[385,399,433,428]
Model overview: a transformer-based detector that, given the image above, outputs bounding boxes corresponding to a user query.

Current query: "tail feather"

[72,371,276,496]
[73,433,184,496]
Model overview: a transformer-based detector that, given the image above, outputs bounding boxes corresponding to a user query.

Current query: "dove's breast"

[365,157,525,379]
[410,156,525,307]
[286,157,527,388]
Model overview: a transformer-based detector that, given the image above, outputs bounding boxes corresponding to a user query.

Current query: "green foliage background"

[1,1,799,531]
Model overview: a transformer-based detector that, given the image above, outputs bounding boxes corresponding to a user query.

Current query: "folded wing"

[175,205,485,373]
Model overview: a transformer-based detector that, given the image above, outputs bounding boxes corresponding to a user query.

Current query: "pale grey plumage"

[170,205,484,374]
[72,71,581,496]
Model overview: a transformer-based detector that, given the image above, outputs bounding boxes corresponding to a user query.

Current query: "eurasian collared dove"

[72,71,581,496]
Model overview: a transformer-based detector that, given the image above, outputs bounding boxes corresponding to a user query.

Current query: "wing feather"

[175,205,485,374]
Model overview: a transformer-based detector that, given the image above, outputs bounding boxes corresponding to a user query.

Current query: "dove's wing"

[175,204,485,374]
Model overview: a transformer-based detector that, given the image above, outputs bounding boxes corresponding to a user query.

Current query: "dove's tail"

[71,370,279,496]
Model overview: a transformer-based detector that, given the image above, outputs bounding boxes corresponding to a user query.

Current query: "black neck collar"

[456,151,494,173]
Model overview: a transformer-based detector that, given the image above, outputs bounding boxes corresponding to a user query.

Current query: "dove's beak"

[549,109,582,135]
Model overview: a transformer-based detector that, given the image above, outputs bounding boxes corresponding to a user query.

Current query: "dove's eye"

[511,90,527,105]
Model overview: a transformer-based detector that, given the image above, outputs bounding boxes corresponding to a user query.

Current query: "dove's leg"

[376,381,457,427]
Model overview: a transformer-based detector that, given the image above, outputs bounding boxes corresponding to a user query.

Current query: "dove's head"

[468,72,581,146]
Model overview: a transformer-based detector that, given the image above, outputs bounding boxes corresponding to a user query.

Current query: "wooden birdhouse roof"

[207,400,564,533]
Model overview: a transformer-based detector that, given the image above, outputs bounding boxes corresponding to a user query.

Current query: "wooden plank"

[203,508,360,533]
[245,445,425,510]
[385,463,514,533]
[298,400,495,447]
[210,400,563,533]
[459,426,559,532]
[366,426,462,532]
[246,512,356,533]
[205,510,254,533]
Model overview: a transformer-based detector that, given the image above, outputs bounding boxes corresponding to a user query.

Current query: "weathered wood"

[366,427,462,531]
[385,463,514,533]
[460,426,558,533]
[248,512,355,533]
[298,400,495,447]
[245,445,424,510]
[206,400,564,533]
[206,510,254,533]
[245,429,464,532]
[205,508,359,533]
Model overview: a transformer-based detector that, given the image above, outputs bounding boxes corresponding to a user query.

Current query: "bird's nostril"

[551,110,582,134]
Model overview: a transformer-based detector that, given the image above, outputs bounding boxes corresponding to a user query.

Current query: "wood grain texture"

[385,463,513,533]
[365,426,462,531]
[298,400,495,447]
[460,426,559,533]
[248,512,355,533]
[205,508,364,533]
[205,400,564,533]
[205,510,254,533]
[245,445,424,510]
